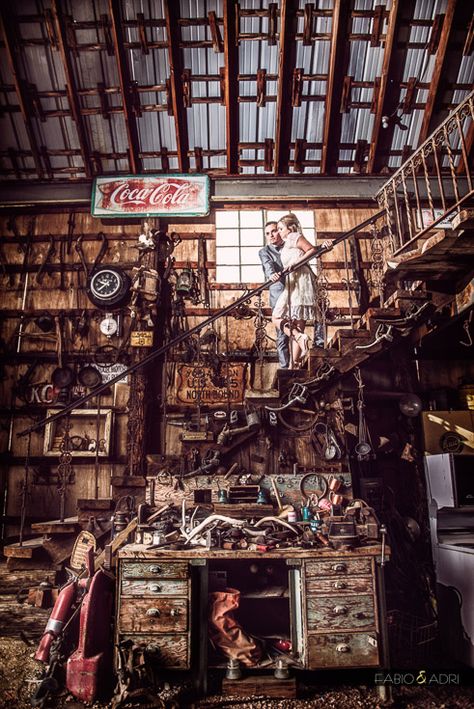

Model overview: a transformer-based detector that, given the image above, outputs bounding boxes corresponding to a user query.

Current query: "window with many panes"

[215,210,317,283]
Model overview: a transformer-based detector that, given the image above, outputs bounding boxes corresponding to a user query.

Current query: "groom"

[258,221,290,368]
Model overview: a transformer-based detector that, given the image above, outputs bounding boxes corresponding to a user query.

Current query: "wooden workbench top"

[118,543,387,560]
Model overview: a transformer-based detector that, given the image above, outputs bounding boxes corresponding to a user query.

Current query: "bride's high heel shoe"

[293,331,310,366]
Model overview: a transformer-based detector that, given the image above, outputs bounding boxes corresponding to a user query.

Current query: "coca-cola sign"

[92,174,210,217]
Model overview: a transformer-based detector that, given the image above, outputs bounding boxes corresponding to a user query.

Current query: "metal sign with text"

[91,174,210,217]
[176,364,246,405]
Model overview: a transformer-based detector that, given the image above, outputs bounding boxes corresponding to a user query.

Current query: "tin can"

[287,509,298,523]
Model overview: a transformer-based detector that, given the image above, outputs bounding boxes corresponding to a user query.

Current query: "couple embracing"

[259,213,332,369]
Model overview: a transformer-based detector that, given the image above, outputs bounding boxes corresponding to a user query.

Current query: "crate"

[387,610,438,667]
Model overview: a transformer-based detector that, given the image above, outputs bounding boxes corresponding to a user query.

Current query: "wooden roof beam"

[51,0,92,179]
[0,9,44,179]
[320,0,352,175]
[274,0,298,175]
[223,0,239,174]
[164,0,190,173]
[418,0,471,145]
[366,0,404,174]
[369,2,416,173]
[108,0,141,174]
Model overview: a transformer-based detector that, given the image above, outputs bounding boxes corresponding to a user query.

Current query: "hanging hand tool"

[75,232,108,287]
[0,240,13,285]
[198,234,210,308]
[14,216,35,290]
[36,235,56,285]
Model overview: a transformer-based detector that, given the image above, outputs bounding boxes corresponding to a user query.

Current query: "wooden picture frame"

[43,409,113,457]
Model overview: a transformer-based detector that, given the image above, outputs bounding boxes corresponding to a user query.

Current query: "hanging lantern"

[176,268,194,296]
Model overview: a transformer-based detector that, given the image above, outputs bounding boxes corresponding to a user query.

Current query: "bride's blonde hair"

[278,213,302,234]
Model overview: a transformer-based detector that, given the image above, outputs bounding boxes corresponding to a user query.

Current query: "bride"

[270,213,333,368]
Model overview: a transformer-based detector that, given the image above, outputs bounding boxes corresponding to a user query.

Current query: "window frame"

[215,209,317,284]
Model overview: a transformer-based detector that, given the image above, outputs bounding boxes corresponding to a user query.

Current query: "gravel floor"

[1,638,473,709]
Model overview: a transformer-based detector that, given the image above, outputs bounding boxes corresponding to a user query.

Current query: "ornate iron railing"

[376,90,474,255]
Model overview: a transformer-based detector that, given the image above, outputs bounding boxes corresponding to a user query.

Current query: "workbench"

[116,543,390,695]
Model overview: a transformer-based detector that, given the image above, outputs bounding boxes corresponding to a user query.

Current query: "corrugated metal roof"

[0,0,471,180]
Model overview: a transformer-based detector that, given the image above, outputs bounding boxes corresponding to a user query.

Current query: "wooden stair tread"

[383,289,429,309]
[245,388,280,402]
[359,307,401,326]
[386,229,474,282]
[4,538,45,559]
[327,329,371,352]
[31,516,80,534]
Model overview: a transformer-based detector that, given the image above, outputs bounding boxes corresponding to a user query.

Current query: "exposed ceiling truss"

[0,0,472,183]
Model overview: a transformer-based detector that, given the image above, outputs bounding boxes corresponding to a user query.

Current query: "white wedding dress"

[272,232,317,321]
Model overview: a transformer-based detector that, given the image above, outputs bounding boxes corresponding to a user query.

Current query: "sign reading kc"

[91,174,210,218]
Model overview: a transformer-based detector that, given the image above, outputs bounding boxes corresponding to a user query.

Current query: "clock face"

[90,270,121,299]
[99,316,118,337]
[86,267,131,307]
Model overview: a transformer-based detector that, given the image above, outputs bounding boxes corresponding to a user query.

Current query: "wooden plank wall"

[0,202,379,542]
[0,211,136,541]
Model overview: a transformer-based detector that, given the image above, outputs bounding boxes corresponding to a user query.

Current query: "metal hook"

[460,311,473,347]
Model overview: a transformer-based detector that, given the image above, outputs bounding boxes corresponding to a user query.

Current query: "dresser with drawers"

[303,555,380,668]
[116,545,388,686]
[116,558,191,669]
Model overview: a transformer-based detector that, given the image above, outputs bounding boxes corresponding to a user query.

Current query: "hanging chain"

[315,271,330,345]
[190,330,205,424]
[354,367,373,460]
[57,415,74,522]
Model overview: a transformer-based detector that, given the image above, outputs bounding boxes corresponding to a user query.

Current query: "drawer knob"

[333,563,347,573]
[146,607,161,617]
[170,608,180,617]
[150,565,162,574]
[150,584,162,593]
[333,605,348,615]
[334,581,347,590]
[336,644,350,653]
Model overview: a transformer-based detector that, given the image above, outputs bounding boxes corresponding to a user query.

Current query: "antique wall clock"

[86,267,130,307]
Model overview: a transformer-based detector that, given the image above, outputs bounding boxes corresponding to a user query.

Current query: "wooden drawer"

[122,561,188,579]
[119,633,189,669]
[119,597,188,633]
[307,594,375,631]
[121,577,188,597]
[305,558,372,577]
[306,576,373,595]
[308,632,379,668]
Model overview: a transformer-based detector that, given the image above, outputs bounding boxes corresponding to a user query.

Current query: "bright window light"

[215,209,317,283]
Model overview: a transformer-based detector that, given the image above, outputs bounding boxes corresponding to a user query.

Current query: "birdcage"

[387,610,438,667]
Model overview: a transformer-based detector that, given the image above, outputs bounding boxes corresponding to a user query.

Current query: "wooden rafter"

[51,0,92,179]
[164,0,190,173]
[370,2,416,174]
[320,0,352,175]
[223,0,239,174]
[108,0,141,174]
[366,0,402,174]
[0,9,44,179]
[274,0,298,175]
[418,0,471,145]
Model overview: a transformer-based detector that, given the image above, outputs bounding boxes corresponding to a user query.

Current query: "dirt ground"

[1,637,473,709]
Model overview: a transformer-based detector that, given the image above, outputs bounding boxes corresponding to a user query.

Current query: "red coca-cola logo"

[97,178,203,213]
